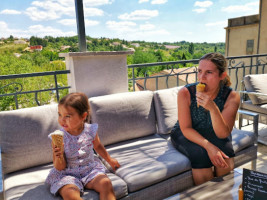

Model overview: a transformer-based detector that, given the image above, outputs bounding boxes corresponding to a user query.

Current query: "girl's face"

[197,59,226,91]
[58,105,87,136]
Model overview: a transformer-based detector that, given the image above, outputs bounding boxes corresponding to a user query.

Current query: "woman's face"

[58,105,86,135]
[197,59,226,91]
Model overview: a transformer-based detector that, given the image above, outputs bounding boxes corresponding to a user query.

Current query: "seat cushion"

[153,86,183,134]
[89,91,157,146]
[231,128,256,153]
[0,104,60,174]
[4,163,128,200]
[104,134,191,193]
[244,74,267,105]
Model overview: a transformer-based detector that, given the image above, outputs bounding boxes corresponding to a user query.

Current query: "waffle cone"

[196,83,205,108]
[51,130,64,163]
[51,134,63,148]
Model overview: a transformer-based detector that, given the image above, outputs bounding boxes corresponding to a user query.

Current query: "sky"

[0,0,260,43]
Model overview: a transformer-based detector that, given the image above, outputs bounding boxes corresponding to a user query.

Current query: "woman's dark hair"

[59,92,90,122]
[200,52,231,86]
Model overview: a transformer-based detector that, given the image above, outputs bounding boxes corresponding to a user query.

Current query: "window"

[246,40,254,55]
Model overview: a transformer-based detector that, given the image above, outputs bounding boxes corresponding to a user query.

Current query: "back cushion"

[0,104,60,174]
[244,74,267,105]
[89,91,156,146]
[153,86,183,134]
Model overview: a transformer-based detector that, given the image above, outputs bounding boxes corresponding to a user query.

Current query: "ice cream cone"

[51,130,64,163]
[196,83,205,108]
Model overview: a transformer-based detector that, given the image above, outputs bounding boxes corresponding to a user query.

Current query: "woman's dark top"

[170,82,235,168]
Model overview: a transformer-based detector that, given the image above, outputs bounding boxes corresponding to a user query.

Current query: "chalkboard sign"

[242,168,267,200]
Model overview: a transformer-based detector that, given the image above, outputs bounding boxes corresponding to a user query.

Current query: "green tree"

[188,42,194,55]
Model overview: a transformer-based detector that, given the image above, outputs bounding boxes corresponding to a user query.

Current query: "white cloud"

[139,23,155,31]
[84,8,104,17]
[83,0,113,7]
[194,1,213,8]
[193,8,206,13]
[58,18,99,26]
[0,9,22,15]
[106,20,169,42]
[84,19,99,26]
[151,0,168,4]
[221,2,259,14]
[25,7,61,21]
[205,20,227,27]
[0,21,75,38]
[25,0,105,21]
[106,21,137,32]
[58,19,76,26]
[118,10,159,20]
[139,0,149,3]
[28,25,76,37]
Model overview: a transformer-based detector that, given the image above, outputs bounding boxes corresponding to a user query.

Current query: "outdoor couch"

[239,73,267,127]
[0,86,259,200]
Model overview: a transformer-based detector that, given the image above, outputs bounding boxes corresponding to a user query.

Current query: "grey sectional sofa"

[0,86,258,200]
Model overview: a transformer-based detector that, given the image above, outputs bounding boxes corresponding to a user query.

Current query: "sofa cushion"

[153,86,183,134]
[231,128,256,153]
[0,104,60,174]
[4,163,127,200]
[244,74,267,105]
[89,91,157,146]
[104,134,191,193]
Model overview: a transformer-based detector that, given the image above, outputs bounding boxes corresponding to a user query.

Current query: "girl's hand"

[108,157,121,171]
[52,142,64,159]
[205,142,229,169]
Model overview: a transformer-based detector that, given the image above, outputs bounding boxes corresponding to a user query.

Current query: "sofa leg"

[251,159,257,171]
[239,114,243,129]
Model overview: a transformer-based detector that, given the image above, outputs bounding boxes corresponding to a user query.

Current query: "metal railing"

[128,54,267,91]
[0,54,266,110]
[0,70,70,110]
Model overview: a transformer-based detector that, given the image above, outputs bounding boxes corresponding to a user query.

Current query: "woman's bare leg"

[215,157,234,177]
[192,168,214,185]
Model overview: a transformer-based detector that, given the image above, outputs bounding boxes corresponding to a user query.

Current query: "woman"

[171,53,240,185]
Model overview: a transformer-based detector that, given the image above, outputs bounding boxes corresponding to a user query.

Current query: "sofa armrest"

[0,147,4,200]
[238,109,259,141]
[239,91,267,97]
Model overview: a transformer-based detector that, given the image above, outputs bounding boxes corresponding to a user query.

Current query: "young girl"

[46,92,120,200]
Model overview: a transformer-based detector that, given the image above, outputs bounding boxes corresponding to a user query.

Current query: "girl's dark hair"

[59,92,90,122]
[200,52,231,86]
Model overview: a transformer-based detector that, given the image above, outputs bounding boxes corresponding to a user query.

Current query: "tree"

[188,42,194,55]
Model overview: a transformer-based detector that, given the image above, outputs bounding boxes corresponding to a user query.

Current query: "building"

[30,45,43,51]
[225,0,267,56]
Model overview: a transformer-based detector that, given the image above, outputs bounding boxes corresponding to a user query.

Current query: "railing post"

[59,51,134,98]
[54,74,60,102]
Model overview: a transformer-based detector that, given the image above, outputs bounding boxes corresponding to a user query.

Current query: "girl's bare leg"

[85,174,116,200]
[59,184,82,200]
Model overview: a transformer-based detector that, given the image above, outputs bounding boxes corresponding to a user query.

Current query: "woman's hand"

[205,142,229,168]
[196,92,216,111]
[108,157,121,171]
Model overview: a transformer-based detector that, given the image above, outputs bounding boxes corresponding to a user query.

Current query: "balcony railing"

[128,54,267,91]
[0,70,70,110]
[0,54,266,110]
